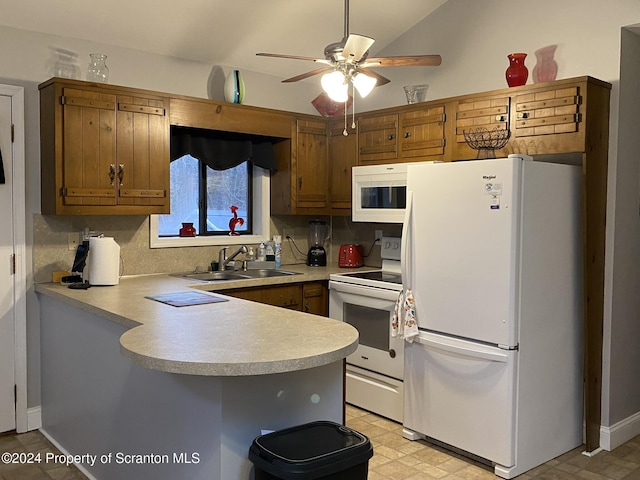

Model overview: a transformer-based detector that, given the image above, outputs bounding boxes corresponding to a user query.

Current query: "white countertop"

[35,264,366,377]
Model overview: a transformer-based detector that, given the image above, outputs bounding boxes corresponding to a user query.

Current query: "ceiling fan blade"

[256,52,320,62]
[282,67,335,83]
[363,55,442,67]
[359,68,391,86]
[342,34,375,62]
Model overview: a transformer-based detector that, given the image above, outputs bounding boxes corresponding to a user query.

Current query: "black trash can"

[248,420,373,480]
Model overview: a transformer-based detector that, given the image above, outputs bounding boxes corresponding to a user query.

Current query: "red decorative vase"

[179,222,196,237]
[532,45,558,83]
[505,53,528,87]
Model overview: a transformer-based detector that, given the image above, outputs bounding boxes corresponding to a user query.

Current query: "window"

[150,157,270,248]
[158,155,252,236]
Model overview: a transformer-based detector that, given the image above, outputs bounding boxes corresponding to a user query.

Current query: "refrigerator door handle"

[416,332,509,363]
[401,191,413,290]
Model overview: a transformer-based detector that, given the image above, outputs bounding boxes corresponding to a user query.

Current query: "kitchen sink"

[174,269,300,282]
[243,269,300,278]
[178,272,252,282]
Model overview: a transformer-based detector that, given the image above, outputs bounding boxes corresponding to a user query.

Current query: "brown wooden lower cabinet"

[221,281,329,316]
[302,282,329,316]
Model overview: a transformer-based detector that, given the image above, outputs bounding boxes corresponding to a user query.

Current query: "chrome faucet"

[218,245,248,271]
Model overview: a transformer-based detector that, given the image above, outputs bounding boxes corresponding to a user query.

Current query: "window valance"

[170,126,278,171]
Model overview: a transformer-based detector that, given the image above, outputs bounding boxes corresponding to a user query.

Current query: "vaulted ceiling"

[0,0,448,81]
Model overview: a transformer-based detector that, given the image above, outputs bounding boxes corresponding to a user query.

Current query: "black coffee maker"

[307,220,329,266]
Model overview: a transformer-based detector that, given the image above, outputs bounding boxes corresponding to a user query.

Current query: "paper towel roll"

[88,237,121,285]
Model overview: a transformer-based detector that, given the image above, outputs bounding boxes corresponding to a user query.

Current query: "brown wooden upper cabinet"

[399,105,446,161]
[328,121,358,213]
[39,78,170,215]
[358,113,398,164]
[509,84,583,154]
[453,94,510,160]
[357,104,447,165]
[295,119,329,210]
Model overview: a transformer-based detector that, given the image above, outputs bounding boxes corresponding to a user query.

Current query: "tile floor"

[0,429,86,480]
[1,407,639,479]
[345,405,640,480]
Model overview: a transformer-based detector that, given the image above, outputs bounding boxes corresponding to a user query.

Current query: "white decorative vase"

[224,70,245,104]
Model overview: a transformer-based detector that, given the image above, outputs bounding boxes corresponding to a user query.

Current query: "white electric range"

[329,237,404,422]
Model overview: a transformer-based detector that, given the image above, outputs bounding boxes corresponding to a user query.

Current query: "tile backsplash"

[33,214,400,283]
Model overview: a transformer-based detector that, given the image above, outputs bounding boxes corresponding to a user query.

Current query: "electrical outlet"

[374,229,383,245]
[68,232,81,251]
[283,228,294,239]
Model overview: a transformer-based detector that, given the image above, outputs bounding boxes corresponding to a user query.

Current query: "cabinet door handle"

[387,134,395,141]
[495,115,507,122]
[403,132,411,138]
[517,112,529,119]
[118,164,125,186]
[109,164,116,186]
[304,300,309,312]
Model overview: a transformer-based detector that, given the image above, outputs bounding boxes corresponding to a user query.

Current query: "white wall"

[0,25,320,114]
[354,0,635,110]
[607,26,640,436]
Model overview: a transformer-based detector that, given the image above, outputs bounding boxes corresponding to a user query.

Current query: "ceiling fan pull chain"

[343,96,348,136]
[351,82,356,130]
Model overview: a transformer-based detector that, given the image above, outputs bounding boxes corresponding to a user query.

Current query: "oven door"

[329,280,403,380]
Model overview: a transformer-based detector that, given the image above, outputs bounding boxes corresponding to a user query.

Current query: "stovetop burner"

[339,270,403,284]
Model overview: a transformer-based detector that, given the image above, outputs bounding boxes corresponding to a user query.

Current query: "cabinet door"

[454,95,510,160]
[358,114,398,164]
[329,122,357,211]
[224,284,302,310]
[262,284,303,310]
[296,119,329,209]
[303,281,328,316]
[511,85,583,153]
[61,87,117,206]
[116,94,169,211]
[399,106,446,160]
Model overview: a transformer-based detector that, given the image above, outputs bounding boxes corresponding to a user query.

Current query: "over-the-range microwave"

[352,162,438,223]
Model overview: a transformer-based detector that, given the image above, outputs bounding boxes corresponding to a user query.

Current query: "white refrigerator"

[401,155,584,479]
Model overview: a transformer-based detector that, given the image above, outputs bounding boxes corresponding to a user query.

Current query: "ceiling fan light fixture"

[321,70,349,102]
[352,72,376,98]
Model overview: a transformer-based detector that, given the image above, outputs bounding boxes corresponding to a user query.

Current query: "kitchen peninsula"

[35,271,359,480]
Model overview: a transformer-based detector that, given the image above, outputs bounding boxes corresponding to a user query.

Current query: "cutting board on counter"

[145,291,229,307]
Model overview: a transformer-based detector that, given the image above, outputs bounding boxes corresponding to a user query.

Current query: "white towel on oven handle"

[391,290,404,337]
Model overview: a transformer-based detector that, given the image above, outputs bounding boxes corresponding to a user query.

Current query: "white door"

[405,158,522,347]
[0,94,16,433]
[403,331,516,469]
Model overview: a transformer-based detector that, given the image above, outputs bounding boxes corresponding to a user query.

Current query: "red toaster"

[338,244,364,268]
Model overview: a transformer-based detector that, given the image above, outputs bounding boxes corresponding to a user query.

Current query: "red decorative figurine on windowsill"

[229,205,244,236]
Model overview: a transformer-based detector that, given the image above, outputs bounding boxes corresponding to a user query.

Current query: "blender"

[307,220,329,266]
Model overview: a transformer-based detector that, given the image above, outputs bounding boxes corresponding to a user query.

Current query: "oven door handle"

[401,190,413,291]
[328,281,401,301]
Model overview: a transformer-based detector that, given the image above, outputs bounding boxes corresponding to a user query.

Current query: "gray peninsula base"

[39,295,344,480]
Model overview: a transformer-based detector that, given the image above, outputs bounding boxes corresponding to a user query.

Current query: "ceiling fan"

[256,0,442,102]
